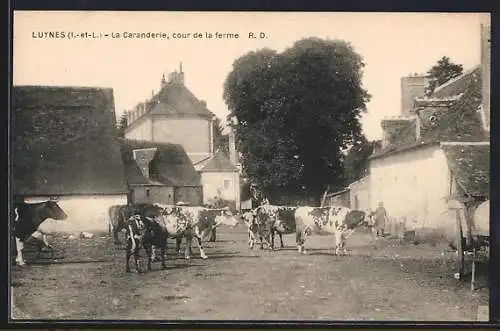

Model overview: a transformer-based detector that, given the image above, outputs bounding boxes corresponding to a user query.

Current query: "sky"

[13,11,488,140]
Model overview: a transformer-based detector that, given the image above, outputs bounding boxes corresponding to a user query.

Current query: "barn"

[120,138,203,205]
[11,86,129,233]
[369,65,489,241]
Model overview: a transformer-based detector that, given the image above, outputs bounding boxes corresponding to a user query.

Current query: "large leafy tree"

[117,113,128,138]
[223,38,371,203]
[212,117,229,154]
[425,56,464,96]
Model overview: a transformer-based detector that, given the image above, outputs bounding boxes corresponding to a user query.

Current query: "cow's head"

[128,214,146,231]
[44,200,68,220]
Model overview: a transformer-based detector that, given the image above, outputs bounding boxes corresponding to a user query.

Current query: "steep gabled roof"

[200,150,239,172]
[119,138,201,187]
[370,67,486,160]
[441,143,489,197]
[12,86,128,196]
[151,82,215,118]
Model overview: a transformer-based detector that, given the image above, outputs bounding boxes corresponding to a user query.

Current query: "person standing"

[373,201,389,238]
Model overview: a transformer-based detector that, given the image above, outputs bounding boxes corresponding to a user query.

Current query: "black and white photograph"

[10,11,491,322]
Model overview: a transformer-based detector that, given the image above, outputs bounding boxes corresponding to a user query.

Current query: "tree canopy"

[212,117,229,155]
[223,38,371,203]
[425,56,464,96]
[343,137,381,185]
[117,113,128,138]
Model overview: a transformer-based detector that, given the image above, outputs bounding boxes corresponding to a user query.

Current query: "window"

[223,179,231,189]
[146,189,150,197]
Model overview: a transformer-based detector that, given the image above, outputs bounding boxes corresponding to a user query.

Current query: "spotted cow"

[243,205,297,250]
[151,205,239,260]
[295,206,373,255]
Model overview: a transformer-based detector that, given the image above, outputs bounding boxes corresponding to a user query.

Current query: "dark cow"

[12,201,68,266]
[124,204,169,273]
[109,203,154,244]
[295,206,373,255]
[244,205,297,250]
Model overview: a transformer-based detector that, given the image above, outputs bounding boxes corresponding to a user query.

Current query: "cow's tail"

[14,207,19,222]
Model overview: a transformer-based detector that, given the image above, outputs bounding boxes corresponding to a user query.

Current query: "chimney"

[481,23,491,133]
[228,126,237,165]
[401,74,428,117]
[133,148,157,179]
[167,63,185,85]
[381,117,413,148]
[160,74,167,89]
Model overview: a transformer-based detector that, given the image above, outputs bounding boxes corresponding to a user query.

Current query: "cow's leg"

[248,231,254,249]
[113,228,120,245]
[160,238,167,270]
[270,230,275,250]
[133,244,142,273]
[125,239,132,273]
[184,235,193,260]
[15,237,25,266]
[150,245,157,262]
[194,235,208,259]
[296,229,308,254]
[279,232,284,248]
[144,242,153,272]
[176,237,182,255]
[259,236,264,250]
[334,230,345,256]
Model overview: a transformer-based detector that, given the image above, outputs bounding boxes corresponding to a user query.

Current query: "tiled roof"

[12,86,128,196]
[151,82,215,118]
[441,143,489,197]
[370,67,486,160]
[119,139,201,187]
[200,150,239,172]
[432,66,481,98]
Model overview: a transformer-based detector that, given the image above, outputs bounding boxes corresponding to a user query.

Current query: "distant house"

[120,138,203,206]
[368,64,489,240]
[12,86,129,232]
[348,176,371,211]
[123,63,216,165]
[199,150,240,210]
[325,188,350,208]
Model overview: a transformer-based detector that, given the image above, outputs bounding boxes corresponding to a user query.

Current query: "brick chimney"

[401,74,428,117]
[133,148,157,179]
[481,23,490,133]
[167,62,185,85]
[381,117,414,148]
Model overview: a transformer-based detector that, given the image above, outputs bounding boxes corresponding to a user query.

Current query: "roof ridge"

[432,65,481,95]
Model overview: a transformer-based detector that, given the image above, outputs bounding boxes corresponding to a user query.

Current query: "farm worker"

[373,202,389,238]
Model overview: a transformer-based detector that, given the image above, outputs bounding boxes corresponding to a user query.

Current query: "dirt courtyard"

[11,225,488,321]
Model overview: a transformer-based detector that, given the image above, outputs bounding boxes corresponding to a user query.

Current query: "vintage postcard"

[10,11,490,322]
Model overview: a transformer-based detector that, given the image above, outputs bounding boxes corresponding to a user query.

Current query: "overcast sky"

[13,11,488,140]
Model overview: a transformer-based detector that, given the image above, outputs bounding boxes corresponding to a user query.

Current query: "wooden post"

[455,209,465,279]
[320,186,330,207]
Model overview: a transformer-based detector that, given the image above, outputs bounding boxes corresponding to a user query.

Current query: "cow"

[12,201,68,266]
[125,204,171,273]
[109,203,155,244]
[243,205,297,250]
[152,205,239,260]
[295,206,373,255]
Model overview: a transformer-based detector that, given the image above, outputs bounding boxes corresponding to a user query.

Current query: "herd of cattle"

[11,200,377,273]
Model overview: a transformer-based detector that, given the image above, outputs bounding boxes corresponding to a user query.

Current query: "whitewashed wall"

[24,195,127,233]
[125,117,152,141]
[200,172,240,210]
[153,117,211,164]
[349,176,371,211]
[370,145,456,237]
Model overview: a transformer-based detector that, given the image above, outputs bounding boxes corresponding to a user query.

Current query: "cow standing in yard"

[151,205,239,260]
[295,206,373,255]
[109,203,154,245]
[12,200,68,266]
[247,205,297,250]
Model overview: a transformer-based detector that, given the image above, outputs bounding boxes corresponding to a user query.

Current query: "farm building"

[120,138,203,206]
[369,63,489,240]
[11,86,129,233]
[324,176,370,211]
[122,64,242,208]
[199,150,241,210]
[123,63,216,166]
